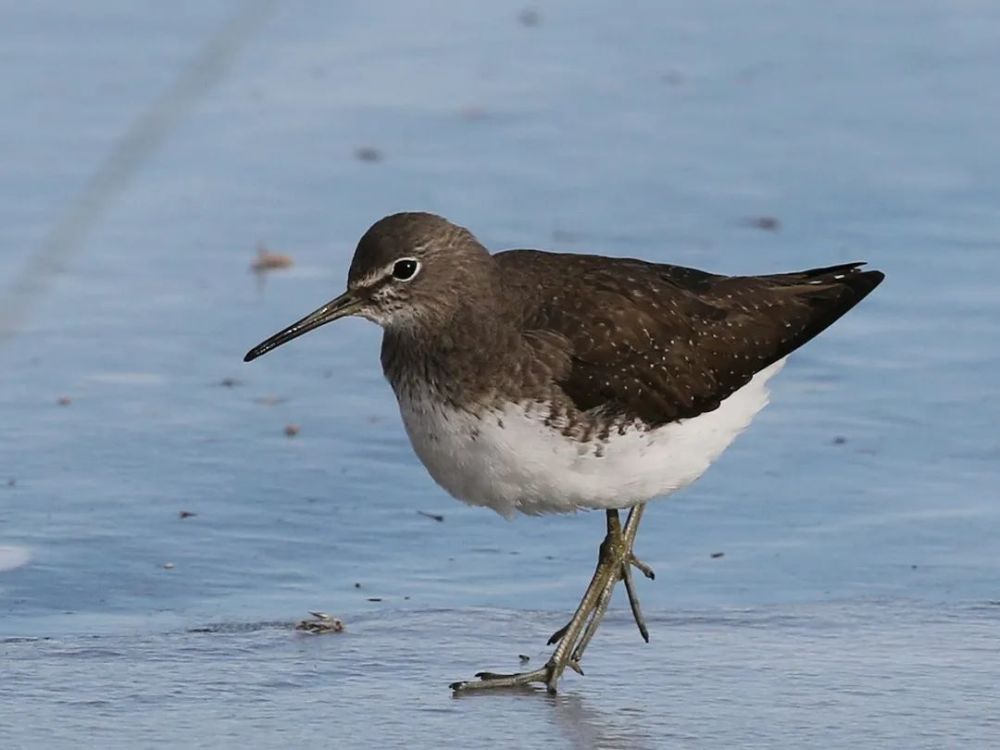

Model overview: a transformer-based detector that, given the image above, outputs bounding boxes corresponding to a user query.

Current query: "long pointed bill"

[243,290,362,362]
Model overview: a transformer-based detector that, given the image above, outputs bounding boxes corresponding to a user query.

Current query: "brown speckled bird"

[245,212,884,693]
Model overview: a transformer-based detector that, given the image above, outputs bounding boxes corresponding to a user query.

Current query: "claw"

[629,554,656,580]
[547,623,569,646]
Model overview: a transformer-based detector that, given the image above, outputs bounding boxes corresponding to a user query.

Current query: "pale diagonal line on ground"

[0,0,277,347]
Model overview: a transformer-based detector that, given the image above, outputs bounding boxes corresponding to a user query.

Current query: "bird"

[243,212,884,693]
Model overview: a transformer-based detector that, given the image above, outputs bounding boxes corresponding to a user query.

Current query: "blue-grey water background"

[1,1,998,748]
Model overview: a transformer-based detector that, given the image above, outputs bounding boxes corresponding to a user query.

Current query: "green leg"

[450,504,652,694]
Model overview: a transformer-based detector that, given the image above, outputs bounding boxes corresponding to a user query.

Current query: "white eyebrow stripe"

[353,262,396,288]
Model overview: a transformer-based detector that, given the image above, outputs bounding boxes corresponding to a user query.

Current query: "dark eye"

[392,258,419,280]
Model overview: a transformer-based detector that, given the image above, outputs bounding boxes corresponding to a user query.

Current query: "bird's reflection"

[548,690,659,750]
[453,684,660,750]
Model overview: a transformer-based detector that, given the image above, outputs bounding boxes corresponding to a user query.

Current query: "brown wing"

[497,250,884,426]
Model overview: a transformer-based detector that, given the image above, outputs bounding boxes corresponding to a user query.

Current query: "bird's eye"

[391,258,420,281]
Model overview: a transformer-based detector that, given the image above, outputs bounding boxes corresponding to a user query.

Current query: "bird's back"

[496,249,884,427]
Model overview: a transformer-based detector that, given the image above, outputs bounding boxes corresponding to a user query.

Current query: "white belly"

[395,359,785,517]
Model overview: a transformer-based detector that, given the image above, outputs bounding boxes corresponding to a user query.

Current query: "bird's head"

[244,212,493,362]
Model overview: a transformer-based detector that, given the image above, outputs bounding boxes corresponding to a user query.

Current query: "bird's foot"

[450,665,555,693]
[450,505,651,695]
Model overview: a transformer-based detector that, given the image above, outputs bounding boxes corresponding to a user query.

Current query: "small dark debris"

[744,216,781,232]
[6,478,15,487]
[218,377,243,388]
[911,564,918,570]
[284,424,300,437]
[418,510,444,522]
[179,511,197,519]
[296,611,344,634]
[354,582,361,588]
[832,435,847,445]
[253,396,287,406]
[710,551,725,559]
[251,247,293,272]
[355,146,382,162]
[404,595,410,600]
[518,8,540,26]
[367,597,382,602]
[57,396,72,406]
[518,654,531,663]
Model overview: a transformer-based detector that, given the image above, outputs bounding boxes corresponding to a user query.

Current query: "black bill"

[244,290,362,362]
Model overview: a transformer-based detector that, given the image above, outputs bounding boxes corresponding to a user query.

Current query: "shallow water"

[1,1,998,748]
